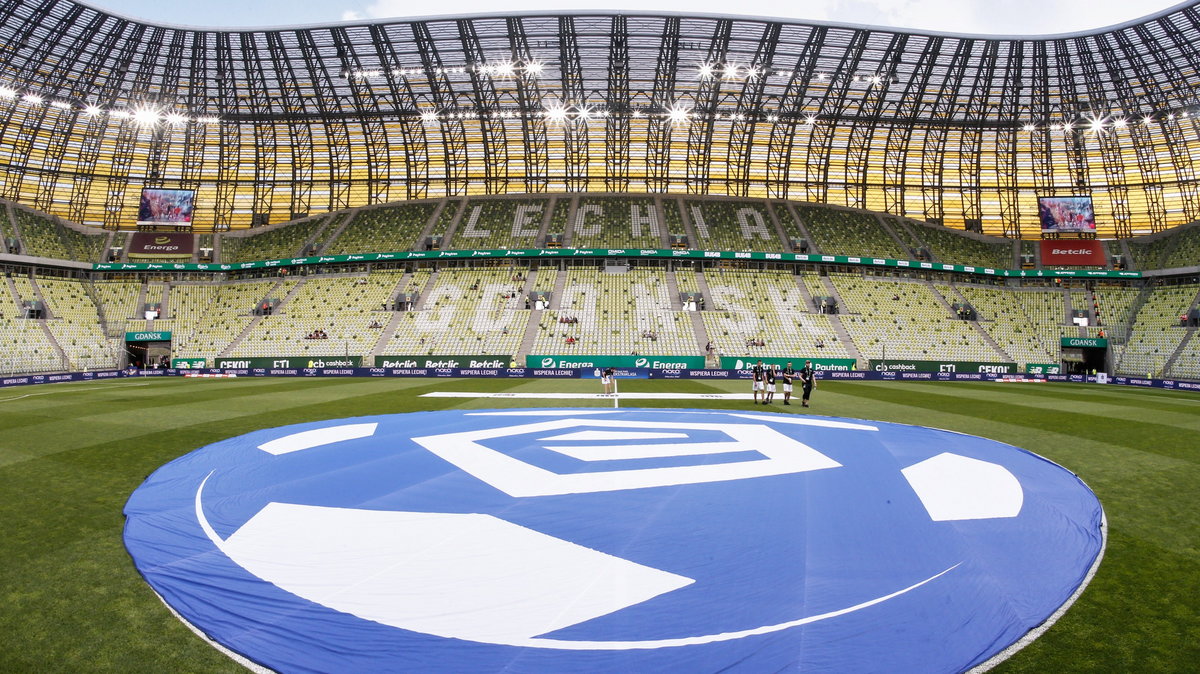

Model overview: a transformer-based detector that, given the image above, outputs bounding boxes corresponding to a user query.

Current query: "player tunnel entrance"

[1059,337,1107,375]
[125,331,172,369]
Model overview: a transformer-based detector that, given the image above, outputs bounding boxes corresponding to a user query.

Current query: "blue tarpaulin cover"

[124,408,1104,673]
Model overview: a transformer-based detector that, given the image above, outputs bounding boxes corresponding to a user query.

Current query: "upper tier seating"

[14,210,107,262]
[570,196,663,249]
[452,198,550,250]
[221,215,331,263]
[323,203,437,255]
[796,206,906,259]
[907,221,1013,269]
[1129,226,1200,270]
[683,200,781,252]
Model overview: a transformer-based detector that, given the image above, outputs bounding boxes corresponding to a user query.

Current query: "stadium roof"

[1,0,1200,236]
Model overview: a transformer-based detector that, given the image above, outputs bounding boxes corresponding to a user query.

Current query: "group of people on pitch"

[751,360,815,407]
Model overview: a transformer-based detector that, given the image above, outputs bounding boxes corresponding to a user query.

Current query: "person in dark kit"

[799,360,816,408]
[764,365,777,404]
[781,361,796,405]
[601,367,615,396]
[751,360,765,404]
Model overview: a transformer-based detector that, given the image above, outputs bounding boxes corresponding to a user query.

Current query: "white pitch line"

[421,392,755,400]
[0,381,151,404]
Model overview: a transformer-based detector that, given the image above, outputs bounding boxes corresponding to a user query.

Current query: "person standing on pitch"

[781,361,796,405]
[602,366,615,396]
[752,360,765,404]
[764,364,777,404]
[800,360,816,408]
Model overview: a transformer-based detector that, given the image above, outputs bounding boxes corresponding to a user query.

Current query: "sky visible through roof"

[86,0,1176,36]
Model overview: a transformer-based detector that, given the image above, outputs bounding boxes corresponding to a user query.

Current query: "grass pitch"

[0,376,1198,672]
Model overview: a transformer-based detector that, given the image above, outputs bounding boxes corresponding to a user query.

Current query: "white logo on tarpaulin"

[412,416,851,497]
[541,357,556,367]
[635,358,649,367]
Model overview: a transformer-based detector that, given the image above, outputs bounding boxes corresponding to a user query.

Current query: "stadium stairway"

[782,203,821,254]
[440,202,472,248]
[677,200,702,247]
[548,270,568,310]
[410,202,445,249]
[936,283,1013,362]
[1063,291,1077,334]
[893,219,936,262]
[3,274,22,311]
[369,311,408,365]
[793,273,815,308]
[692,269,714,309]
[765,204,792,250]
[35,320,68,369]
[25,276,53,319]
[411,272,440,310]
[559,196,578,248]
[217,278,296,357]
[156,284,170,316]
[665,272,684,310]
[384,271,414,311]
[818,275,850,314]
[515,310,543,362]
[874,216,913,256]
[1163,327,1197,376]
[315,210,360,254]
[1119,239,1137,270]
[816,276,863,362]
[297,216,335,256]
[132,281,149,323]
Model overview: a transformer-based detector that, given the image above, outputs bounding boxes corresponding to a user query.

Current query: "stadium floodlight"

[745,67,760,80]
[83,104,103,116]
[667,103,692,125]
[22,93,43,104]
[1022,123,1036,131]
[132,106,160,126]
[524,60,544,77]
[110,109,130,118]
[495,61,515,78]
[722,63,739,80]
[804,114,818,125]
[544,102,570,123]
[50,100,72,110]
[0,86,15,98]
[1113,118,1127,128]
[196,115,220,124]
[767,114,778,122]
[420,110,439,123]
[697,63,715,80]
[164,112,187,125]
[576,103,595,123]
[1086,116,1106,133]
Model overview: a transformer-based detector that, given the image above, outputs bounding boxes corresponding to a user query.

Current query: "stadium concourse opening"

[124,409,1105,673]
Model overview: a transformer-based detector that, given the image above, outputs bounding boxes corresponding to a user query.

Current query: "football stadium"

[1,0,1199,672]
